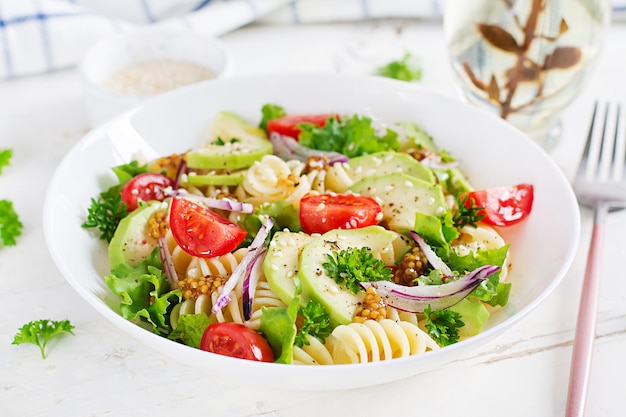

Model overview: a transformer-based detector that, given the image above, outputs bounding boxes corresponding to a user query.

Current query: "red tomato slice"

[200,322,274,362]
[121,173,174,212]
[465,183,534,227]
[169,197,247,257]
[299,193,382,235]
[266,114,335,139]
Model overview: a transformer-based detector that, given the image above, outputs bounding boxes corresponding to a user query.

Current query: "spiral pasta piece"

[167,241,285,330]
[239,155,328,208]
[294,319,439,365]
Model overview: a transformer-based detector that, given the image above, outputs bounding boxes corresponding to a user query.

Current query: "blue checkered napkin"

[0,0,293,80]
[1,0,624,80]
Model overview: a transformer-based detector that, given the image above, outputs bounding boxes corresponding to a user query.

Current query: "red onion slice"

[242,247,267,321]
[359,264,500,313]
[212,217,274,314]
[158,236,179,288]
[410,231,453,277]
[169,190,254,214]
[269,132,348,165]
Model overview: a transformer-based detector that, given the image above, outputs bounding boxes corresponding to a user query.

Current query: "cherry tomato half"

[120,173,174,212]
[200,322,274,362]
[299,193,382,235]
[169,197,247,258]
[464,183,534,227]
[266,114,335,140]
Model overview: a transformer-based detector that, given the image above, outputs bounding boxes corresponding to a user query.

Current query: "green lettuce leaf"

[167,314,213,348]
[105,248,181,335]
[259,297,299,364]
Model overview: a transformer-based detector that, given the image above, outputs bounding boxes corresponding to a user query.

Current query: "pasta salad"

[82,104,534,365]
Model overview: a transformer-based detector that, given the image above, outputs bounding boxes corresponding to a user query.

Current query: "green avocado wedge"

[263,231,315,307]
[298,226,397,326]
[349,173,447,234]
[186,111,273,170]
[108,201,164,268]
[326,151,435,192]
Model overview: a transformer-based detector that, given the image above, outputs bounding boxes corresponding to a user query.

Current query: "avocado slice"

[263,231,315,307]
[447,298,490,339]
[298,226,397,325]
[186,111,273,170]
[325,151,434,192]
[399,122,473,196]
[183,171,245,187]
[348,173,447,233]
[108,201,164,268]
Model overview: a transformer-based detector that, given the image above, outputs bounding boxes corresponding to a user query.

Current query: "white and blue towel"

[0,0,623,80]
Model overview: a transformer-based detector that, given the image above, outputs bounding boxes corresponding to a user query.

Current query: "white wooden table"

[1,19,625,417]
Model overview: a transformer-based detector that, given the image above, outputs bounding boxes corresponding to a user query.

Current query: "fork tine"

[611,103,626,182]
[578,101,600,181]
[597,101,618,182]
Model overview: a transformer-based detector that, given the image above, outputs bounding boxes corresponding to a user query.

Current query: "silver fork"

[566,101,626,417]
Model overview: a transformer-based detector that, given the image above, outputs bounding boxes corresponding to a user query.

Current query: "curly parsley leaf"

[423,305,464,347]
[377,53,423,82]
[298,115,400,158]
[454,194,486,228]
[82,161,147,242]
[12,319,75,358]
[0,149,12,175]
[295,300,332,347]
[323,246,393,294]
[81,184,127,242]
[259,103,287,131]
[0,199,23,247]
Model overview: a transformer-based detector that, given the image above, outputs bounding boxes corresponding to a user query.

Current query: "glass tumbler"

[444,0,611,150]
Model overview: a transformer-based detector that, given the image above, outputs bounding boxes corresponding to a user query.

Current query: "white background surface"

[1,18,625,417]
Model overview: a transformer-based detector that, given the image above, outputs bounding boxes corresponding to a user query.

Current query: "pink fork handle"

[565,222,605,417]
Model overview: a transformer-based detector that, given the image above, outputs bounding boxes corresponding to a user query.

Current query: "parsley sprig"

[377,53,423,82]
[0,149,23,248]
[81,161,148,242]
[12,319,75,358]
[423,305,464,346]
[295,300,332,347]
[298,115,400,158]
[323,246,393,294]
[454,194,486,228]
[0,149,12,174]
[0,199,23,247]
[82,186,127,242]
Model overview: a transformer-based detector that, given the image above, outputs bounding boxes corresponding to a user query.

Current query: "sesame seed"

[271,264,279,271]
[404,180,414,188]
[375,212,383,221]
[328,285,341,294]
[384,185,395,192]
[384,154,394,162]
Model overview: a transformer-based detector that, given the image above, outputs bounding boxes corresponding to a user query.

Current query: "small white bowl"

[79,28,233,127]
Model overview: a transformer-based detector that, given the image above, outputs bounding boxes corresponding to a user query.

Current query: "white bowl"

[43,73,580,391]
[79,28,233,127]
